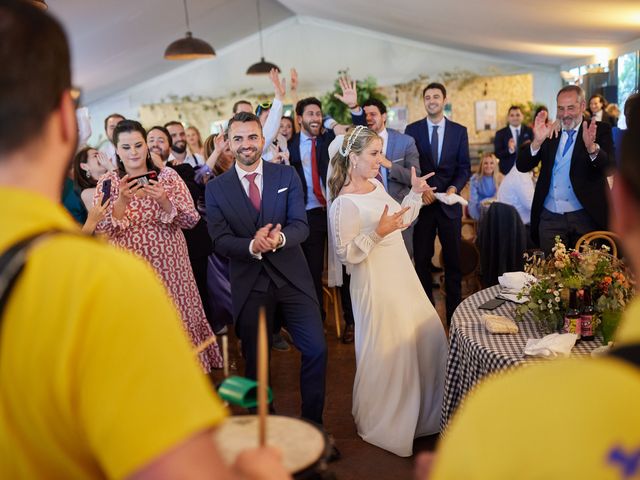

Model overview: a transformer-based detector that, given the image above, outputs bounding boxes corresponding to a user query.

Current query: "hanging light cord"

[182,0,192,33]
[256,0,265,58]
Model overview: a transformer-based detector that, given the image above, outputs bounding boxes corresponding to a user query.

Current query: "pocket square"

[277,187,288,193]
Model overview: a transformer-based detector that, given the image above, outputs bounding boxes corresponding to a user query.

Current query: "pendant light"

[246,0,280,75]
[28,0,48,9]
[164,0,215,60]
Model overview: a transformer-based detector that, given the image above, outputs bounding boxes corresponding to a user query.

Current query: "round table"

[440,285,604,429]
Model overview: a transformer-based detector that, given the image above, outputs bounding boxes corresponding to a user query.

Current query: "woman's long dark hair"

[72,146,98,191]
[112,120,160,178]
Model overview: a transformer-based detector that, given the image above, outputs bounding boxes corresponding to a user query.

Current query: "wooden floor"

[211,290,448,480]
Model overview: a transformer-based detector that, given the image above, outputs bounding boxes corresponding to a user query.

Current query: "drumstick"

[222,335,229,378]
[257,306,268,447]
[194,336,216,356]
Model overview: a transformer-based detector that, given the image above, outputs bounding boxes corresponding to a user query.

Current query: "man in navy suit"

[205,112,327,425]
[288,97,356,343]
[405,82,471,324]
[494,105,534,174]
[517,85,614,253]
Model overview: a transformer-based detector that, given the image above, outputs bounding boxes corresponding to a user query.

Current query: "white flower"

[538,299,543,304]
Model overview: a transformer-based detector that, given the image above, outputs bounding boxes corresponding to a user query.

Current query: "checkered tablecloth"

[440,285,604,430]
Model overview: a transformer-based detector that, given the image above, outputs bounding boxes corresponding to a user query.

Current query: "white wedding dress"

[329,179,448,457]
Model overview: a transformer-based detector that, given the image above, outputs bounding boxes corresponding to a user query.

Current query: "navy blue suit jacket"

[288,130,335,205]
[205,161,316,316]
[405,118,471,219]
[494,124,533,174]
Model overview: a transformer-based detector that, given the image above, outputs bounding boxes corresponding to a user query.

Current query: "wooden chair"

[575,230,621,257]
[322,252,343,339]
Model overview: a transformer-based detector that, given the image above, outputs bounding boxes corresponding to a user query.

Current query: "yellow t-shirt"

[0,188,227,479]
[432,298,640,480]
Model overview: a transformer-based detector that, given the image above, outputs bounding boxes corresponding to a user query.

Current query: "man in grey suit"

[335,78,421,256]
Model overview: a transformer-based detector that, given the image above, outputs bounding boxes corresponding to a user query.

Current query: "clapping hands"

[582,116,598,153]
[252,223,284,254]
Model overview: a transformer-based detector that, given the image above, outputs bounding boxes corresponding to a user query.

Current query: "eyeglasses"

[255,101,273,116]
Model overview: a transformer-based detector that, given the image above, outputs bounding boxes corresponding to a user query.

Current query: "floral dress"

[95,168,222,372]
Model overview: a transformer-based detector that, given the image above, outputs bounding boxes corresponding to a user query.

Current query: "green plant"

[321,70,387,125]
[515,101,547,126]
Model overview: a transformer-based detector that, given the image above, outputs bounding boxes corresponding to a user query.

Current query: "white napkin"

[435,192,468,206]
[524,333,578,358]
[498,271,537,293]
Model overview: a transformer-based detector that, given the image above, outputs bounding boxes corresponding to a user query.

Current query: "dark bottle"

[561,288,581,338]
[580,287,595,341]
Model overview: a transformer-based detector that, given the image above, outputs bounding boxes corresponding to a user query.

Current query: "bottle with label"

[561,288,581,338]
[580,287,595,341]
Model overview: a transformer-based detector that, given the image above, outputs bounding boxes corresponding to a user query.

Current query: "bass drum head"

[212,415,328,476]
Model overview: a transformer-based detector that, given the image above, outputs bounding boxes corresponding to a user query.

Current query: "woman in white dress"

[327,126,449,457]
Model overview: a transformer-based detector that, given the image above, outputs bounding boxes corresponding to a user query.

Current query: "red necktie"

[311,138,327,207]
[245,173,261,212]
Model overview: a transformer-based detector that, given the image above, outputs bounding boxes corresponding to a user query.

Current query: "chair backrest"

[575,230,620,257]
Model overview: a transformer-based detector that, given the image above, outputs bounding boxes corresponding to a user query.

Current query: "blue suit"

[205,160,327,424]
[405,117,471,322]
[494,124,533,174]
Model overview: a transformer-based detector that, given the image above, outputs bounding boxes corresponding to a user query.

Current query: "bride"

[327,126,448,457]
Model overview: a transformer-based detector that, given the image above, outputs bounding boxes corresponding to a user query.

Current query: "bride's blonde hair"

[328,126,381,200]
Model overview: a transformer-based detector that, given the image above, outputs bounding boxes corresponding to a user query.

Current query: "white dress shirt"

[497,167,535,225]
[426,117,446,162]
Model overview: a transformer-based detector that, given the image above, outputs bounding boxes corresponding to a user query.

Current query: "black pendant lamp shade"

[246,0,280,75]
[165,31,215,60]
[164,0,215,61]
[247,57,280,75]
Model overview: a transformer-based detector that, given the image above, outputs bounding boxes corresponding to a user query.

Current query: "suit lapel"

[260,162,279,225]
[385,130,397,159]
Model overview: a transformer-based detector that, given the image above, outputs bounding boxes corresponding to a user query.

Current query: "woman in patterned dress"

[95,120,221,372]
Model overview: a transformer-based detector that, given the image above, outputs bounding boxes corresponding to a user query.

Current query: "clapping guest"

[95,120,221,372]
[468,153,502,220]
[186,125,204,157]
[494,105,533,174]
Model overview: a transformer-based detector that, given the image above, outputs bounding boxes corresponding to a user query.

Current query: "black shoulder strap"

[0,231,64,319]
[609,344,640,369]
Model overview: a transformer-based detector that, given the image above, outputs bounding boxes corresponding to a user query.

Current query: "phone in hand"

[130,171,158,186]
[101,179,112,205]
[478,298,506,310]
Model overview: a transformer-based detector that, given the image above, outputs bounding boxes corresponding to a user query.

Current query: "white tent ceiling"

[48,0,640,104]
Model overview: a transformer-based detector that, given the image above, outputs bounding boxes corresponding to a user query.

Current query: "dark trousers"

[539,208,598,254]
[189,254,213,329]
[236,276,327,425]
[413,204,462,324]
[302,207,354,325]
[340,265,354,327]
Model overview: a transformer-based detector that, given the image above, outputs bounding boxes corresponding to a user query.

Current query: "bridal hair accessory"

[339,125,367,157]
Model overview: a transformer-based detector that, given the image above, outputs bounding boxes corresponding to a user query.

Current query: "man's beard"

[561,115,579,130]
[172,140,187,154]
[234,147,261,166]
[301,119,321,137]
[151,145,169,162]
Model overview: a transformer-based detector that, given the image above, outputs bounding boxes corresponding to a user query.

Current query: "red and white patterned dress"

[95,168,222,372]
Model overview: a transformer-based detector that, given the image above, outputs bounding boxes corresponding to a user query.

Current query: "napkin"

[498,271,537,293]
[482,314,519,334]
[435,192,468,206]
[524,333,578,358]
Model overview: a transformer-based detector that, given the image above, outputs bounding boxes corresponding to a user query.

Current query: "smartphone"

[478,298,506,310]
[101,179,112,205]
[130,171,158,186]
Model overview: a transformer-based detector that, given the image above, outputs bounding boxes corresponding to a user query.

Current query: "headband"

[339,125,367,157]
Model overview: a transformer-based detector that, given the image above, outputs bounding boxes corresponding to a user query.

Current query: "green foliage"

[321,70,388,125]
[514,101,548,126]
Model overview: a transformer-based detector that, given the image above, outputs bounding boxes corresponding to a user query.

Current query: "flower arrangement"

[516,236,634,336]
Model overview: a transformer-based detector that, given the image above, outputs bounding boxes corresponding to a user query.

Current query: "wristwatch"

[588,143,600,156]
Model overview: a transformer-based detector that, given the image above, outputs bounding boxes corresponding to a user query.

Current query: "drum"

[212,415,332,479]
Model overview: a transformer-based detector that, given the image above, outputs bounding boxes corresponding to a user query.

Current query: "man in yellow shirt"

[424,104,640,479]
[0,2,288,479]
